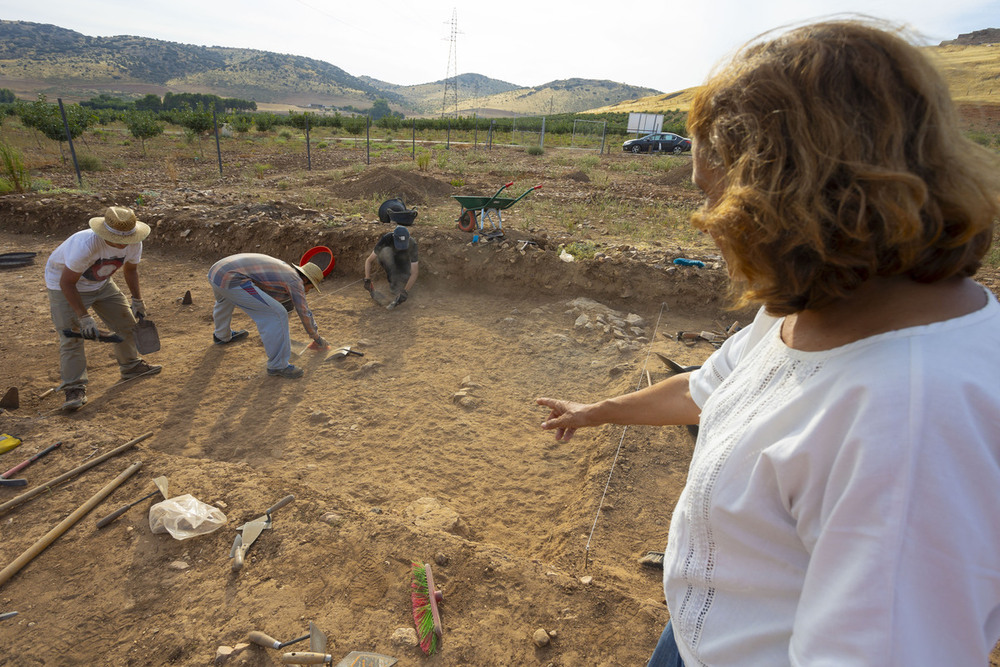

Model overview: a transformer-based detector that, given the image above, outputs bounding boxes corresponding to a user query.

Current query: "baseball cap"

[392,225,410,250]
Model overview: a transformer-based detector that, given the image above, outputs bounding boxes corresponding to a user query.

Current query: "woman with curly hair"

[537,19,1000,666]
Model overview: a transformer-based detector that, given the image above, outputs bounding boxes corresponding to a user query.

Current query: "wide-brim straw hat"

[89,206,150,244]
[293,262,323,292]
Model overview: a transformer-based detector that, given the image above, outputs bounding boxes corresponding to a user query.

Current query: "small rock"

[214,646,234,664]
[533,628,551,647]
[626,313,647,327]
[608,364,630,377]
[320,512,342,526]
[574,314,590,328]
[168,560,189,570]
[391,627,418,646]
[580,575,593,585]
[435,552,449,566]
[216,500,228,509]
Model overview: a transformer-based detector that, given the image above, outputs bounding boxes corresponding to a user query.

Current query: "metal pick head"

[309,621,327,654]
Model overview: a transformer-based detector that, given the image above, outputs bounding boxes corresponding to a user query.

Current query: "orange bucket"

[300,246,335,276]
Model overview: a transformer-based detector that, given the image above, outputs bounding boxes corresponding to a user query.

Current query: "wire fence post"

[412,119,415,159]
[540,116,546,149]
[473,113,478,151]
[56,98,82,187]
[600,121,607,155]
[446,119,450,150]
[212,108,223,177]
[366,115,370,165]
[305,114,311,170]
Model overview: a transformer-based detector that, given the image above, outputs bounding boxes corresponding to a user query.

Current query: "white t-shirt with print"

[44,229,142,292]
[667,287,1000,666]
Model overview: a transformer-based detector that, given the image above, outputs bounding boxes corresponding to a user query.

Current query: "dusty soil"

[0,143,997,666]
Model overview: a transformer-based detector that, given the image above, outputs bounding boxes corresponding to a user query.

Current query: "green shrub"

[417,151,431,171]
[317,141,328,149]
[229,114,254,133]
[526,145,544,156]
[254,113,279,132]
[278,129,293,140]
[76,154,102,172]
[450,178,465,187]
[564,241,598,260]
[0,141,31,192]
[124,110,164,154]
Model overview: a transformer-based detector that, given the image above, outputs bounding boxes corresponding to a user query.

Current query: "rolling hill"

[0,20,660,116]
[586,29,1000,126]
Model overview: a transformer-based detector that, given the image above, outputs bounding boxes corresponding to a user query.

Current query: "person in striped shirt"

[208,253,328,379]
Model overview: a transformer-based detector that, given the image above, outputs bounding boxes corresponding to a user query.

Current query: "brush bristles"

[411,562,440,654]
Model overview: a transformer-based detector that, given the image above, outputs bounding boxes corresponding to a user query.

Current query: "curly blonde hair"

[688,19,1000,315]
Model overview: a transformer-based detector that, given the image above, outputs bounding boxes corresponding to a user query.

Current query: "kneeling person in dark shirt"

[364,225,418,309]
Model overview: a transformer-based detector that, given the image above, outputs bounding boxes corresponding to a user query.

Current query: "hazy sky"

[3,1,999,92]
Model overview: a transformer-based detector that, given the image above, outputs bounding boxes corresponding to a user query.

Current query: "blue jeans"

[647,620,685,667]
[211,281,291,371]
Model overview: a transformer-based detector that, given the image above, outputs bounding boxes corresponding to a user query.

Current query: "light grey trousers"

[211,281,291,371]
[48,281,141,390]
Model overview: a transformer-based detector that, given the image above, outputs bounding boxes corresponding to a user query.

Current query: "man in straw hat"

[44,206,162,411]
[207,253,328,379]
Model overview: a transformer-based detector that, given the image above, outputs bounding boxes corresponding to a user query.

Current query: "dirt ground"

[0,144,998,666]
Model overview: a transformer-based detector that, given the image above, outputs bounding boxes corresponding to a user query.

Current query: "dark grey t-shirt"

[374,232,418,293]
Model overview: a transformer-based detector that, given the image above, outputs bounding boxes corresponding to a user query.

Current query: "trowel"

[280,621,398,666]
[134,314,160,354]
[230,494,294,572]
[324,346,364,362]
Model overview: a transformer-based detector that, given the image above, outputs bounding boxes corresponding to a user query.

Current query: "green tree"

[0,88,15,104]
[124,110,164,154]
[178,103,214,156]
[254,112,279,132]
[135,94,162,112]
[228,113,254,134]
[370,99,392,121]
[16,95,92,159]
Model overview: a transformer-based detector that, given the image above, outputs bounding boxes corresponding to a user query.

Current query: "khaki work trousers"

[47,281,142,390]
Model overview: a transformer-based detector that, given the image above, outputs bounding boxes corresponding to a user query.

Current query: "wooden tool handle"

[0,461,143,588]
[280,652,330,664]
[267,494,295,515]
[0,433,152,517]
[248,631,281,649]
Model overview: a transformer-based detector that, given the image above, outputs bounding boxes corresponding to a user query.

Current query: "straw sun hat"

[293,262,324,292]
[89,206,150,244]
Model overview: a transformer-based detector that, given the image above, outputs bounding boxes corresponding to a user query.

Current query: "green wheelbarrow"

[454,181,541,236]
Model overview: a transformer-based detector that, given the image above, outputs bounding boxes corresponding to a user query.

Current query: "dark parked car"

[622,132,691,154]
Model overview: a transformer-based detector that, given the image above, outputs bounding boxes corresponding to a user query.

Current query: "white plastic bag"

[149,494,227,540]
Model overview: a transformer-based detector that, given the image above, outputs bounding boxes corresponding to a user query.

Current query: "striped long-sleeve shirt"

[208,253,319,339]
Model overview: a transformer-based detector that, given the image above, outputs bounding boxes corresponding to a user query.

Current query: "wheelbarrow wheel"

[457,210,477,232]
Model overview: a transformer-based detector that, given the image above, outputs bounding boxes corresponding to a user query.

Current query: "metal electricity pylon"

[442,8,459,118]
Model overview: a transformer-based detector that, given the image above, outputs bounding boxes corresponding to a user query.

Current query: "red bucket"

[300,246,335,276]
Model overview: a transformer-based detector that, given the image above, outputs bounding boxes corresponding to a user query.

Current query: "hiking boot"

[213,329,249,345]
[267,364,304,379]
[61,387,87,411]
[121,360,162,381]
